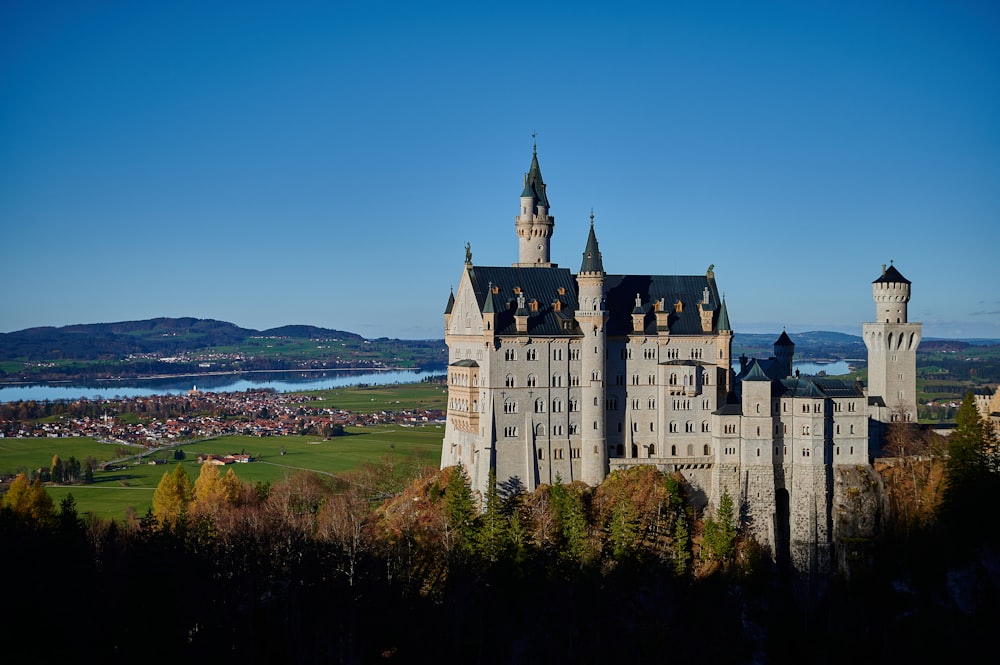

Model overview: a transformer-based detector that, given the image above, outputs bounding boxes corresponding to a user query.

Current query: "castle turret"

[576,216,607,484]
[863,263,921,423]
[774,330,795,379]
[514,144,555,267]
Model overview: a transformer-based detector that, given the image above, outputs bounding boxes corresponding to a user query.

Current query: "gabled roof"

[604,274,723,336]
[445,289,455,315]
[468,266,580,337]
[874,264,910,285]
[777,377,865,399]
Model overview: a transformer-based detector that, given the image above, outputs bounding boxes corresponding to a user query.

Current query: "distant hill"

[733,331,867,360]
[0,318,447,383]
[0,318,370,361]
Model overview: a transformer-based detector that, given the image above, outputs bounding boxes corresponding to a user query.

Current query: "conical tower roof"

[775,330,794,347]
[718,296,731,332]
[580,216,604,274]
[520,146,549,208]
[874,263,910,285]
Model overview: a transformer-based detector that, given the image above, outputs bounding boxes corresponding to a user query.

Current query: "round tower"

[576,216,608,485]
[863,262,921,425]
[774,330,795,379]
[515,144,555,267]
[872,262,910,323]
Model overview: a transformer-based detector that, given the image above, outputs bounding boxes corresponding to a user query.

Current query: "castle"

[441,146,919,571]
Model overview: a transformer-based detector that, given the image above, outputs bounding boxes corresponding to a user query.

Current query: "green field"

[3,425,444,521]
[295,382,447,413]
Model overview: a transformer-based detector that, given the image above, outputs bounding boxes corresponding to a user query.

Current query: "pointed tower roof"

[520,145,549,208]
[580,214,604,274]
[874,262,910,285]
[775,330,794,347]
[482,283,494,314]
[718,296,731,331]
[743,359,771,382]
[445,288,455,314]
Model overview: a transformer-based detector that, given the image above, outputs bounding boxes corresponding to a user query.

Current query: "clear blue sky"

[2,1,998,340]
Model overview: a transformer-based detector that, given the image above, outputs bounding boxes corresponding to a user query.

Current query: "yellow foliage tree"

[2,473,57,528]
[152,464,193,527]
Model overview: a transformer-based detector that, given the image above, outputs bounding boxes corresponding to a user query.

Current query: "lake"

[0,368,446,403]
[732,359,856,376]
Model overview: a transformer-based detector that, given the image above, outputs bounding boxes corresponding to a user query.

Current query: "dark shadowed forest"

[2,393,998,664]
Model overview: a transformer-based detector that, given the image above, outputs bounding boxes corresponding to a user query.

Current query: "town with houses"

[0,386,446,446]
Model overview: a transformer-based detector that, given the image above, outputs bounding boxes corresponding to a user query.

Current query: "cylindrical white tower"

[577,219,607,485]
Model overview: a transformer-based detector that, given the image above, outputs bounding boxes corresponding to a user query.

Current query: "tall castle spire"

[514,141,555,267]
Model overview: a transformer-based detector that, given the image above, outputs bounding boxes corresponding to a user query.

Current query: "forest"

[2,394,998,664]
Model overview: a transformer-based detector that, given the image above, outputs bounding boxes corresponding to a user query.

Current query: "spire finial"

[589,209,595,227]
[531,130,537,153]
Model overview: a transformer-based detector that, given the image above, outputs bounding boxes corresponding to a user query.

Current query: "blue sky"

[2,1,998,340]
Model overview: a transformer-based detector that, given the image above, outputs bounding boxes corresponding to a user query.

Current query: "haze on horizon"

[2,2,998,341]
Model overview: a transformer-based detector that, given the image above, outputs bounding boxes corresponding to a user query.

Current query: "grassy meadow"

[3,424,444,521]
[294,382,447,413]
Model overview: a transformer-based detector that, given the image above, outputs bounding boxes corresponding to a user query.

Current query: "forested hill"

[731,331,867,360]
[0,318,365,361]
[0,318,446,382]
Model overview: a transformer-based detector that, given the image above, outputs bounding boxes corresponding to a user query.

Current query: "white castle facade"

[441,147,919,571]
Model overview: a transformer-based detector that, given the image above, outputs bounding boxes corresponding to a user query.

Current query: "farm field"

[3,424,444,521]
[295,382,447,413]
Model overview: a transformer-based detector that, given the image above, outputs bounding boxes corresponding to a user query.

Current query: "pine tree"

[475,468,508,563]
[943,392,1000,542]
[50,454,63,484]
[443,465,476,556]
[703,488,736,563]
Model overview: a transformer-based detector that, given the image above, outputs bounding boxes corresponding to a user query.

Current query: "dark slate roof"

[776,377,865,399]
[716,404,743,415]
[580,223,605,274]
[718,297,731,331]
[468,266,580,337]
[742,360,772,382]
[445,289,455,315]
[520,149,549,208]
[874,264,910,285]
[604,273,723,337]
[450,359,479,368]
[774,331,794,347]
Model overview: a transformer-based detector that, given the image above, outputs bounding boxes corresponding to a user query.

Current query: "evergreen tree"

[703,488,737,563]
[50,454,63,484]
[443,465,476,556]
[549,477,590,564]
[475,468,508,562]
[943,392,1000,543]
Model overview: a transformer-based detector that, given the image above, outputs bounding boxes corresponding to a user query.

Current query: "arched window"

[648,444,655,457]
[671,445,677,456]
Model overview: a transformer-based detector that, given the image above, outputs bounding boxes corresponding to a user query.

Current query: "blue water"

[0,368,445,403]
[731,359,855,376]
